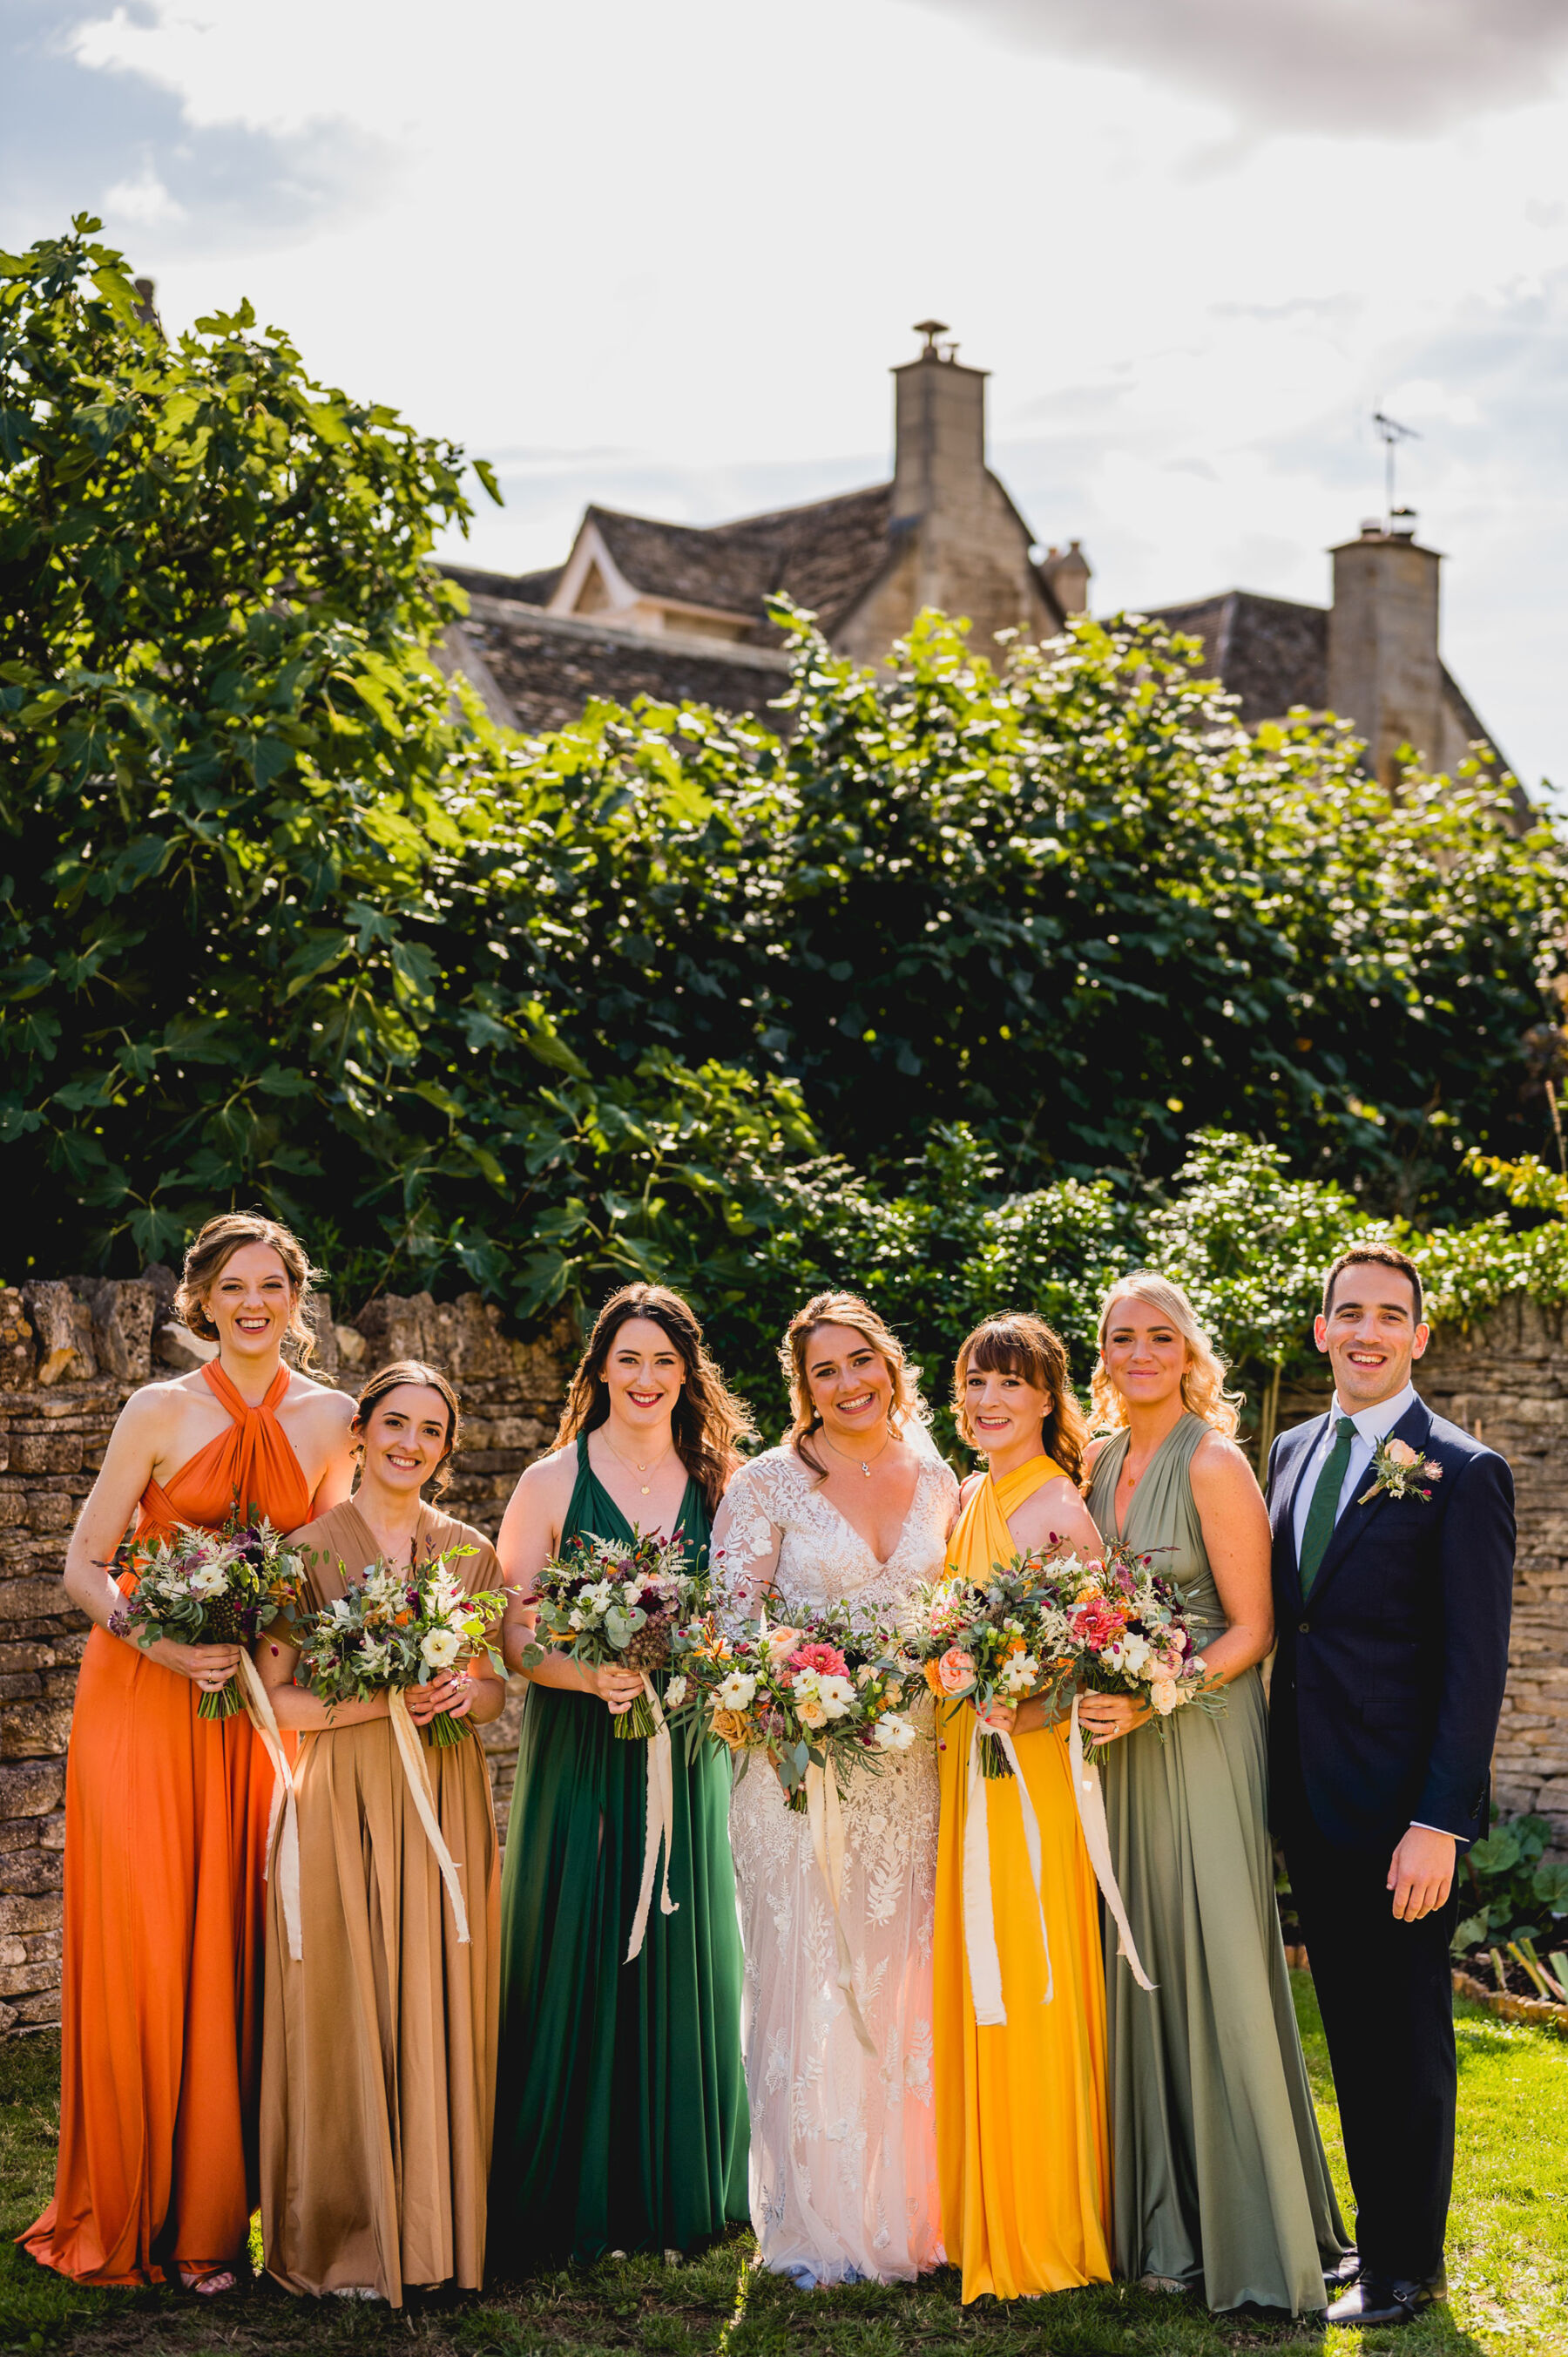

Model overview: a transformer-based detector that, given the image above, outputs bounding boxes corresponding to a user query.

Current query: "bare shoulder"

[957,1470,985,1507]
[1189,1426,1263,1500]
[111,1377,189,1442]
[286,1372,355,1429]
[514,1445,577,1506]
[1082,1434,1111,1472]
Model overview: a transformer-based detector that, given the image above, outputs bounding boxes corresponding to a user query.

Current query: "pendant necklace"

[603,1432,672,1496]
[825,1426,893,1480]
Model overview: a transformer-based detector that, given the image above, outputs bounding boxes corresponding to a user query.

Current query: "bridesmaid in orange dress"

[21,1214,355,2294]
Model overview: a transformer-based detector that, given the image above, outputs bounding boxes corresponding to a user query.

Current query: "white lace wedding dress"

[711,1440,957,2286]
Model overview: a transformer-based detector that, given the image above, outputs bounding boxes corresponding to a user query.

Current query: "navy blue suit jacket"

[1266,1392,1514,1853]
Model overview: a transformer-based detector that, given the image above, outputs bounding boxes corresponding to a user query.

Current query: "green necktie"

[1299,1415,1357,1596]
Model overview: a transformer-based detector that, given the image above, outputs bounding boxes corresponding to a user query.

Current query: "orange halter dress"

[22,1361,315,2286]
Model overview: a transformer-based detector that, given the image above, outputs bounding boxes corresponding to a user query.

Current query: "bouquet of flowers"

[1035,1541,1220,1764]
[294,1544,508,1746]
[111,1513,308,1718]
[909,1553,1066,1778]
[672,1599,922,1811]
[518,1527,706,1739]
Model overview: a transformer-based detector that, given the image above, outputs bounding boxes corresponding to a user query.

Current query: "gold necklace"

[824,1424,893,1480]
[601,1430,674,1497]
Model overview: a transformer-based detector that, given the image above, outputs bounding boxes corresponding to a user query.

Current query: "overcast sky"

[4,0,1568,788]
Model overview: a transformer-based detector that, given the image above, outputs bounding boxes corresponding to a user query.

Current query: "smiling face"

[804,1323,895,1450]
[602,1316,685,1439]
[203,1243,296,1361]
[1315,1263,1429,1410]
[962,1355,1051,1470]
[1099,1294,1190,1414]
[355,1384,452,1500]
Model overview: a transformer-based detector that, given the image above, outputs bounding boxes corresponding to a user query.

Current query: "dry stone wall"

[2,1279,1565,2033]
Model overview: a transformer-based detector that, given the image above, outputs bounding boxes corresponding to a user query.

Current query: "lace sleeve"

[710,1453,787,1609]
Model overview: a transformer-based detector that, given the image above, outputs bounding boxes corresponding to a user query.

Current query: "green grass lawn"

[0,1978,1562,2357]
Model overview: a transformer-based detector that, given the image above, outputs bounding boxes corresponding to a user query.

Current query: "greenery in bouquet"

[1036,1541,1221,1764]
[294,1544,506,1746]
[518,1528,705,1739]
[670,1600,921,1812]
[110,1513,308,1719]
[910,1556,1067,1780]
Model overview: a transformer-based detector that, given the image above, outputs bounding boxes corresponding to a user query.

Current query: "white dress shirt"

[1290,1380,1416,1561]
[1288,1379,1448,1843]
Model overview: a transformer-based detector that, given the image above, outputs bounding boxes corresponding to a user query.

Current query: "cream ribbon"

[804,1759,876,2056]
[240,1651,302,1964]
[961,1711,1053,2027]
[625,1674,679,1962]
[1069,1689,1156,1992]
[388,1687,470,1945]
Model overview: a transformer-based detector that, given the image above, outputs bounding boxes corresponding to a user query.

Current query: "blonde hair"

[174,1211,318,1366]
[1091,1270,1243,1439]
[554,1283,754,1514]
[952,1311,1091,1486]
[781,1291,927,1481]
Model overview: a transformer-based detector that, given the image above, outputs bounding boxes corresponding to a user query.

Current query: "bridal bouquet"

[519,1527,706,1739]
[1035,1541,1221,1764]
[111,1514,308,1719]
[909,1554,1064,1778]
[672,1600,922,1812]
[294,1544,508,1746]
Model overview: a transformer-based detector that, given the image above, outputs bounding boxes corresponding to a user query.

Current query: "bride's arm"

[710,1466,785,1614]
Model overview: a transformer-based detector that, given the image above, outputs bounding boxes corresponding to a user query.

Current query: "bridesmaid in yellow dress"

[933,1313,1112,2304]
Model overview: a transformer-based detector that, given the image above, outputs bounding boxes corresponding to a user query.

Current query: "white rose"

[421,1626,460,1669]
[663,1675,688,1710]
[1120,1634,1151,1674]
[717,1670,757,1711]
[187,1562,228,1598]
[1149,1676,1180,1717]
[873,1711,917,1752]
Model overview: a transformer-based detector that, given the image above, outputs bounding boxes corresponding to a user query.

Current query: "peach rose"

[1385,1438,1421,1469]
[1149,1677,1180,1717]
[765,1625,803,1663]
[936,1646,977,1697]
[797,1697,828,1729]
[709,1708,749,1747]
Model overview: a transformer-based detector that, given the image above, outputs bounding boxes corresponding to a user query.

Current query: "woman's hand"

[1077,1692,1152,1744]
[585,1661,645,1717]
[977,1697,1017,1736]
[405,1673,475,1726]
[147,1637,242,1693]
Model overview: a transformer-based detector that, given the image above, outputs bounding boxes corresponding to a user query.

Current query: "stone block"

[0,1763,64,1819]
[13,1989,60,2024]
[0,1939,24,1968]
[0,1893,59,1935]
[0,1699,74,1760]
[37,1811,64,1852]
[0,1846,62,1895]
[0,1290,35,1392]
[86,1278,157,1385]
[24,1495,72,1536]
[21,1283,95,1386]
[0,2001,17,2035]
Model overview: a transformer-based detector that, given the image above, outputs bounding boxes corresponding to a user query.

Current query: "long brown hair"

[781,1290,926,1481]
[951,1311,1090,1486]
[554,1283,753,1513]
[174,1211,318,1365]
[353,1359,462,1496]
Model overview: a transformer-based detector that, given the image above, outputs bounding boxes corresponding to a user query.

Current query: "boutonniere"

[1358,1435,1442,1507]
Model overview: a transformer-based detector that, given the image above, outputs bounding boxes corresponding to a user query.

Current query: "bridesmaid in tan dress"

[254,1358,504,2306]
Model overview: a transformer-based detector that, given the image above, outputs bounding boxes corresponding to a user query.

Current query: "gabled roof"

[563,484,896,643]
[1144,590,1327,724]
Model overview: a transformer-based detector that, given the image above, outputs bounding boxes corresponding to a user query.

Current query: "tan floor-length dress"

[259,1499,501,2305]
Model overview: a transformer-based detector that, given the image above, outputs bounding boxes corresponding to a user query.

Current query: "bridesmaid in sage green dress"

[489,1284,752,2263]
[1082,1272,1348,2315]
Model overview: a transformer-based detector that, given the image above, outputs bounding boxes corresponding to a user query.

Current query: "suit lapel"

[1273,1416,1327,1603]
[1303,1394,1432,1610]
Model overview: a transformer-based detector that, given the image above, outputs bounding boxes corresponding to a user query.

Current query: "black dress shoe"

[1323,2249,1361,2295]
[1327,2270,1447,2327]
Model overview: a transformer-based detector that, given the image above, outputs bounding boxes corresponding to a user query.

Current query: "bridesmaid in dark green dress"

[489,1284,752,2263]
[1081,1273,1348,2316]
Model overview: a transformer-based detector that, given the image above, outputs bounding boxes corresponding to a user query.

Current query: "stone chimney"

[1327,513,1444,786]
[837,322,1063,663]
[1038,540,1092,620]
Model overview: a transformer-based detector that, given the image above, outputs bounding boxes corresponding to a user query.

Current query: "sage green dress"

[1086,1415,1348,2313]
[488,1439,748,2264]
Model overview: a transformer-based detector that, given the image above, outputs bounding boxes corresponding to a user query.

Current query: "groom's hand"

[1387,1825,1456,1921]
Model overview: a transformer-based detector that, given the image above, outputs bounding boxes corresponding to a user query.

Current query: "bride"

[711,1291,957,2288]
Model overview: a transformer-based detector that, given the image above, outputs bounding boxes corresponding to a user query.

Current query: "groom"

[1266,1244,1513,2330]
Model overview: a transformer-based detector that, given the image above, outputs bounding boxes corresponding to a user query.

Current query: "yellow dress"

[933,1456,1112,2303]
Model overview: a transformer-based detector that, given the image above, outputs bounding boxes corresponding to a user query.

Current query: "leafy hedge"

[5,221,1568,1425]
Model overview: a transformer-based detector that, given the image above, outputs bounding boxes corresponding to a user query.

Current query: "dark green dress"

[488,1439,748,2264]
[1086,1414,1348,2313]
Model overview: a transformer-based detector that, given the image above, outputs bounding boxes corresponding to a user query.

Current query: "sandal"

[177,2266,239,2297]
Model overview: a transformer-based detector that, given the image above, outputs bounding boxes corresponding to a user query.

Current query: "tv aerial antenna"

[1372,409,1420,528]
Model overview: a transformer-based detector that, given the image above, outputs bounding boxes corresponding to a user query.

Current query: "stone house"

[444,326,1512,800]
